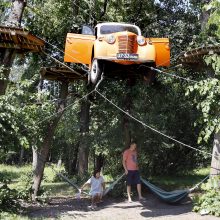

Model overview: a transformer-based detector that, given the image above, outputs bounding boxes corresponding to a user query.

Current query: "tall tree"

[78,92,91,175]
[32,80,69,200]
[0,0,26,95]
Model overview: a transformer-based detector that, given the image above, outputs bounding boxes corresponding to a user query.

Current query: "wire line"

[95,89,215,158]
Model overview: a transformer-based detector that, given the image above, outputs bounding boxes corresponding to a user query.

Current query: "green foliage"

[0,0,216,206]
[186,58,220,144]
[193,176,220,217]
[204,0,220,38]
[0,73,56,163]
[0,212,30,220]
[0,182,20,212]
[107,178,127,199]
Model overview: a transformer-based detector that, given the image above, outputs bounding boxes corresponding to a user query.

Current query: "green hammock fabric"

[103,173,125,196]
[141,178,189,203]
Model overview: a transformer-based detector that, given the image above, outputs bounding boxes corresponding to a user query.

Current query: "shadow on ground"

[26,192,195,219]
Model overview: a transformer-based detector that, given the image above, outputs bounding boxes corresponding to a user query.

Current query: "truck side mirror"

[81,25,94,35]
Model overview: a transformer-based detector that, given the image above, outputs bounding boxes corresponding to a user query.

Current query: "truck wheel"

[90,59,103,84]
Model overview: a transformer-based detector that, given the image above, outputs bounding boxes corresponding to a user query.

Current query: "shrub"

[0,184,20,212]
[193,176,220,217]
[0,176,19,212]
[107,178,127,199]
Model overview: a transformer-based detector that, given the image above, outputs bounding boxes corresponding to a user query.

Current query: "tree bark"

[99,0,108,21]
[200,0,212,31]
[122,79,136,148]
[0,50,16,95]
[210,132,220,176]
[18,146,25,166]
[95,153,104,171]
[32,80,69,201]
[63,142,79,175]
[78,94,91,176]
[0,0,26,95]
[6,0,26,27]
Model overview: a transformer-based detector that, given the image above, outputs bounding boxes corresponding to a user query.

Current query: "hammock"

[140,175,209,203]
[56,170,125,197]
[103,173,125,196]
[55,168,209,204]
[141,178,189,203]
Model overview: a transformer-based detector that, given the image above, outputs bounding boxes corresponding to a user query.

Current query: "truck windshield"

[100,25,140,35]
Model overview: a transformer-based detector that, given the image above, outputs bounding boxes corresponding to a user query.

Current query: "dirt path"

[27,193,219,220]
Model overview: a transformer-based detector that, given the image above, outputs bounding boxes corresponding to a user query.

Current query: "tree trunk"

[6,0,26,27]
[0,0,26,95]
[63,142,79,175]
[71,143,79,174]
[18,146,25,166]
[95,153,104,171]
[32,80,69,201]
[122,79,136,148]
[200,0,212,31]
[0,50,16,95]
[210,132,220,176]
[78,95,91,176]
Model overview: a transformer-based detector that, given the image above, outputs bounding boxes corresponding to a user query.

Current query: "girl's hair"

[93,169,101,177]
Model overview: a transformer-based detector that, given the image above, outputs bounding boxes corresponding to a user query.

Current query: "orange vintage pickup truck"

[64,22,170,84]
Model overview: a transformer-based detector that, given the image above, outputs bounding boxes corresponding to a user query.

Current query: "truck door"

[64,26,95,65]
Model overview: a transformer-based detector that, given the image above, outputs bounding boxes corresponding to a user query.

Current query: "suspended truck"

[64,22,170,84]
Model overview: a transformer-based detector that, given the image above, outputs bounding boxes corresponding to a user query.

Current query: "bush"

[193,176,220,217]
[0,212,29,220]
[0,176,19,212]
[0,184,20,212]
[107,178,127,199]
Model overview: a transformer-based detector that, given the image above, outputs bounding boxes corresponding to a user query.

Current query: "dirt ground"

[26,193,219,220]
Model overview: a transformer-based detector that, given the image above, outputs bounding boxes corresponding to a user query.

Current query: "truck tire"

[90,59,103,84]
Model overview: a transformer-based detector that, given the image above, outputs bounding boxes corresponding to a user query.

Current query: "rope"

[144,66,198,83]
[42,41,90,74]
[43,51,83,76]
[20,89,95,134]
[95,89,215,158]
[189,174,210,192]
[103,173,125,196]
[49,164,90,196]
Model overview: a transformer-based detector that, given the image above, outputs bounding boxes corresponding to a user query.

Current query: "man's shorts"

[126,170,141,185]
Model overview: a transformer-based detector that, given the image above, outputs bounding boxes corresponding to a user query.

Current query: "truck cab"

[64,22,170,84]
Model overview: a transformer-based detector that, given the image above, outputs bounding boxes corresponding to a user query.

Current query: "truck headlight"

[137,36,146,45]
[106,35,116,44]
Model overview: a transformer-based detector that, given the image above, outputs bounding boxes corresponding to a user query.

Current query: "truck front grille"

[118,35,136,54]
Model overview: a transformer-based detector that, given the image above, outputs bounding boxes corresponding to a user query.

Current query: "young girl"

[81,169,105,209]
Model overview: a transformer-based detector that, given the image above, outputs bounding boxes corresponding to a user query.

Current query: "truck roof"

[95,22,141,35]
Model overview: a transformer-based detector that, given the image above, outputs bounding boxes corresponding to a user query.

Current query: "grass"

[43,182,77,196]
[0,163,210,189]
[149,167,210,190]
[0,164,211,219]
[0,164,210,193]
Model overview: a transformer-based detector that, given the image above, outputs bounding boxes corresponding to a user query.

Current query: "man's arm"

[123,155,128,174]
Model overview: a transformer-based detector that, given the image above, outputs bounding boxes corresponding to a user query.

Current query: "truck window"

[81,25,94,35]
[100,25,140,35]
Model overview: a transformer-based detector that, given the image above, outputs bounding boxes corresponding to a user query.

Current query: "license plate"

[116,53,139,60]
